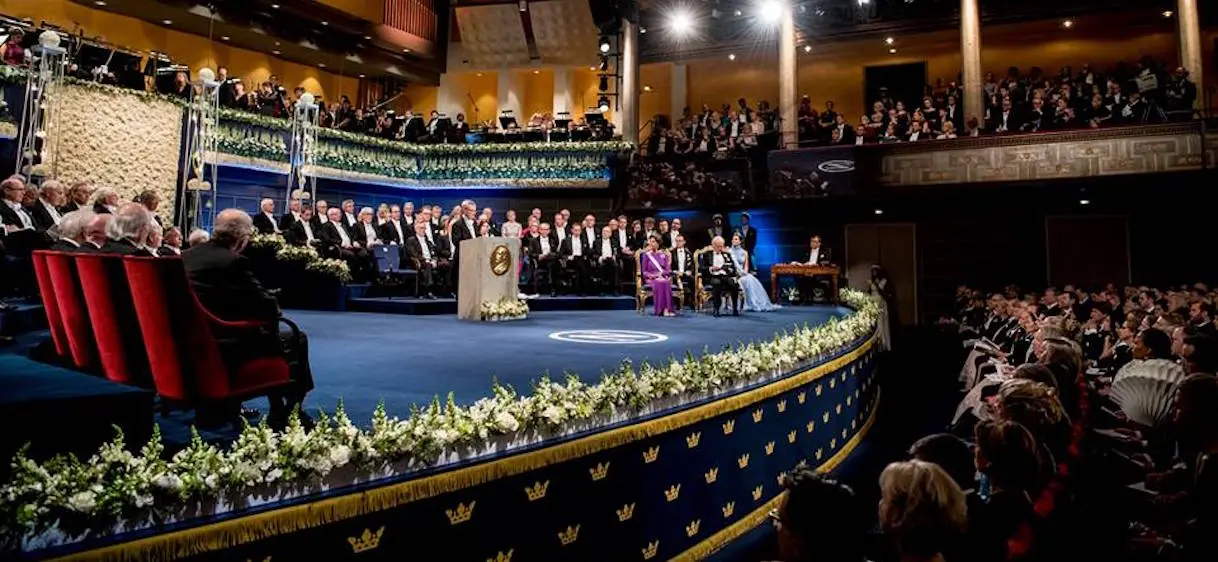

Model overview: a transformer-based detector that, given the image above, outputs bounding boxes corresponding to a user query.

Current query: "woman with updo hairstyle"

[968,420,1042,562]
[995,379,1070,469]
[878,460,968,562]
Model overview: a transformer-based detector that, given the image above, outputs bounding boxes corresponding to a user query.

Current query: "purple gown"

[641,250,674,315]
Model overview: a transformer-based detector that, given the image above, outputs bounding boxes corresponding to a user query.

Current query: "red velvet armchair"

[75,253,150,386]
[121,256,295,405]
[30,251,67,358]
[43,251,96,370]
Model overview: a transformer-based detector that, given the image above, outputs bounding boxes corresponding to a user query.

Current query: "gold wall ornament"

[787,430,797,444]
[816,384,823,396]
[822,411,830,423]
[722,419,736,434]
[446,501,476,525]
[830,438,838,450]
[558,525,581,546]
[643,445,660,463]
[764,441,775,456]
[685,519,702,537]
[489,244,512,276]
[617,503,636,521]
[590,462,610,481]
[776,399,787,413]
[664,484,681,502]
[816,448,824,460]
[752,409,764,423]
[524,480,550,502]
[642,541,660,560]
[806,420,815,433]
[704,467,719,484]
[737,453,750,469]
[722,501,736,518]
[686,432,701,448]
[835,404,842,415]
[347,526,385,553]
[752,485,763,501]
[487,549,514,562]
[797,391,807,404]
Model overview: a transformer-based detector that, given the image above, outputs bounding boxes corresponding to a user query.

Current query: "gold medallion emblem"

[490,244,511,276]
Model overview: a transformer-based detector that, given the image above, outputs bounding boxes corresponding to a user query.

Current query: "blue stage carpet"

[288,306,851,423]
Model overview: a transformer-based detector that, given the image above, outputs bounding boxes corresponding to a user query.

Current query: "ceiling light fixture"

[640,27,646,34]
[402,48,411,53]
[598,96,610,113]
[321,21,329,26]
[358,74,366,78]
[532,69,539,74]
[728,53,736,61]
[885,37,894,45]
[599,37,611,53]
[221,36,230,41]
[1162,10,1173,18]
[162,19,173,25]
[874,209,884,215]
[272,50,281,55]
[643,85,652,92]
[804,45,812,53]
[271,3,280,8]
[519,0,528,12]
[93,1,106,5]
[318,63,326,68]
[888,48,897,54]
[1079,199,1091,205]
[363,35,372,40]
[669,10,694,36]
[758,0,783,25]
[1062,19,1074,28]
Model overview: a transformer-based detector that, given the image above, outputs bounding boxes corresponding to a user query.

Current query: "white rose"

[493,411,520,433]
[329,445,351,467]
[66,491,96,513]
[540,405,564,425]
[265,468,283,483]
[203,474,219,489]
[153,473,183,491]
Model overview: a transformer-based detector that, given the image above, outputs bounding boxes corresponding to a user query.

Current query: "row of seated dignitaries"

[253,197,762,298]
[14,197,314,427]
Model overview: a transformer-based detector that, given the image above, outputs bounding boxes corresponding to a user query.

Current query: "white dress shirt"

[669,229,680,249]
[539,237,552,256]
[40,199,62,226]
[302,221,315,243]
[676,250,687,273]
[617,229,628,248]
[4,199,33,229]
[335,221,353,246]
[391,220,404,244]
[571,238,582,257]
[556,227,567,243]
[361,223,377,246]
[600,239,613,259]
[711,252,726,274]
[265,211,280,232]
[583,229,595,248]
[808,248,820,264]
[344,212,357,228]
[417,235,431,260]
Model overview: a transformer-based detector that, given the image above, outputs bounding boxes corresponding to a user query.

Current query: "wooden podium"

[457,237,521,321]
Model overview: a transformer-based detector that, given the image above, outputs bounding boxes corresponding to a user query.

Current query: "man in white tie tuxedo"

[287,206,319,248]
[581,214,597,248]
[341,199,359,232]
[594,225,620,294]
[253,198,280,235]
[405,220,449,298]
[671,234,694,301]
[792,235,833,304]
[738,213,758,255]
[553,214,570,245]
[29,180,65,231]
[562,223,592,295]
[379,205,409,247]
[529,222,560,296]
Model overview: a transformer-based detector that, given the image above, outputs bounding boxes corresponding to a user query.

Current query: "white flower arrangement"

[305,258,352,284]
[0,290,876,542]
[248,233,286,252]
[479,297,529,322]
[274,244,319,263]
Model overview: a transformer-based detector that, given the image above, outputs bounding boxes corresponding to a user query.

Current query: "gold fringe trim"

[668,389,883,562]
[55,335,876,562]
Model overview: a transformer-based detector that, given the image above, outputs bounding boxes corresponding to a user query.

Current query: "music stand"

[584,111,606,126]
[554,111,572,130]
[498,115,518,130]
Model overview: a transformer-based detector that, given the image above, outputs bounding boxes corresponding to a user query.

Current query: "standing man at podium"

[450,199,478,292]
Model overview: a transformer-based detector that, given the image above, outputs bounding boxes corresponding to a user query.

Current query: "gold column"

[960,0,984,127]
[1177,0,1203,111]
[778,3,797,148]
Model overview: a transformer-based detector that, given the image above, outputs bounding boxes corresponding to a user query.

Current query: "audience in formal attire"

[699,236,740,316]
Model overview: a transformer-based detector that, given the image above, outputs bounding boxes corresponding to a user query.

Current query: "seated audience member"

[769,467,870,562]
[353,207,381,248]
[640,235,676,317]
[1134,327,1174,360]
[182,208,313,426]
[405,220,449,298]
[311,200,329,230]
[593,225,620,294]
[48,209,96,252]
[1170,374,1218,555]
[84,212,112,250]
[252,198,280,234]
[160,226,183,256]
[286,206,320,248]
[878,460,968,562]
[379,204,409,246]
[969,420,1043,562]
[671,234,694,294]
[101,203,156,256]
[278,198,302,232]
[134,190,164,228]
[60,181,93,214]
[1,176,37,237]
[320,207,372,280]
[700,236,740,316]
[89,186,119,215]
[909,433,979,497]
[187,228,210,248]
[29,180,65,231]
[529,222,560,295]
[561,223,592,295]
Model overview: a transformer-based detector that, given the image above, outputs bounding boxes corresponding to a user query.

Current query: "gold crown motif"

[685,519,701,537]
[525,480,550,502]
[722,501,736,518]
[347,526,384,553]
[247,557,271,562]
[686,432,701,448]
[842,428,848,439]
[847,396,853,406]
[738,453,750,469]
[617,502,635,521]
[855,389,861,399]
[664,484,681,502]
[590,462,610,481]
[752,409,764,423]
[787,430,797,444]
[752,485,763,501]
[558,525,580,546]
[643,445,660,464]
[705,467,719,484]
[830,438,838,449]
[816,448,824,460]
[764,441,776,456]
[446,501,476,525]
[852,419,857,430]
[829,378,836,389]
[841,372,848,382]
[487,549,513,562]
[836,404,842,415]
[722,419,735,434]
[850,364,856,376]
[822,411,830,423]
[777,399,787,413]
[642,541,659,560]
[816,384,823,396]
[806,420,815,433]
[797,391,807,404]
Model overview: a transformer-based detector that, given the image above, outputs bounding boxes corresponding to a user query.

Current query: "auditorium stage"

[288,305,852,423]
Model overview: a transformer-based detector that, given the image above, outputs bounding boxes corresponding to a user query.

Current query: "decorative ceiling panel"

[529,0,598,66]
[454,5,531,68]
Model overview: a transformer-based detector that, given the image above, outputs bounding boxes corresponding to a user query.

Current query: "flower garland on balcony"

[0,291,876,543]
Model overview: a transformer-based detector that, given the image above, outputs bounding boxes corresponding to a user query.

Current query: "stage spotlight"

[1079,199,1091,205]
[669,10,694,36]
[599,37,611,53]
[803,45,812,53]
[599,75,609,91]
[1162,10,1173,18]
[728,53,736,61]
[885,37,894,45]
[758,0,783,25]
[599,56,609,71]
[640,26,647,34]
[874,209,884,215]
[1062,19,1073,29]
[643,85,652,92]
[598,96,610,113]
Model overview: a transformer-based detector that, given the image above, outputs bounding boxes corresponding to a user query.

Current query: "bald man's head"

[213,208,255,251]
